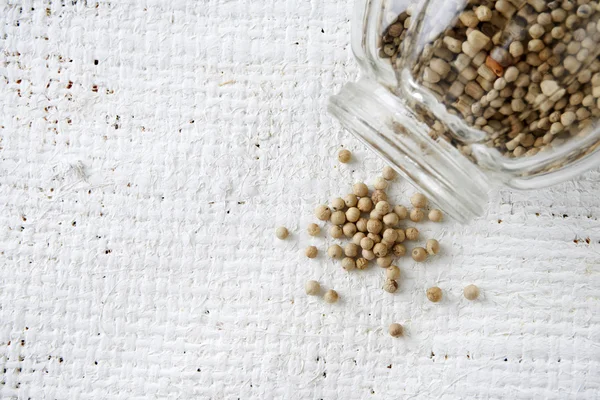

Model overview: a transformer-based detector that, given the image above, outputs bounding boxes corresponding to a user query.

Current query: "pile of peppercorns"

[276,149,481,337]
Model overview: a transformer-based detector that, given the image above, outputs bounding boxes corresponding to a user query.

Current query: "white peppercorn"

[362,249,375,260]
[353,182,369,197]
[338,149,351,163]
[357,197,373,213]
[463,284,480,300]
[343,222,357,238]
[389,323,403,337]
[275,227,289,240]
[409,208,424,222]
[377,256,393,268]
[382,228,398,243]
[344,194,358,208]
[367,219,383,234]
[374,177,388,190]
[327,244,343,259]
[331,210,346,225]
[392,243,406,257]
[307,223,320,236]
[375,200,391,214]
[426,287,442,302]
[394,205,408,219]
[305,280,320,295]
[306,246,318,258]
[382,166,397,180]
[395,229,406,243]
[371,189,388,204]
[405,227,419,241]
[426,239,440,255]
[373,243,388,257]
[323,289,339,303]
[386,265,400,280]
[383,279,399,293]
[329,225,343,239]
[331,197,345,211]
[353,232,366,246]
[410,193,428,208]
[383,212,400,226]
[412,247,427,262]
[428,209,443,222]
[346,207,361,223]
[352,257,367,270]
[315,205,331,221]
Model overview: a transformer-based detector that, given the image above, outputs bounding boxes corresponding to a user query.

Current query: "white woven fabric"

[1,1,600,399]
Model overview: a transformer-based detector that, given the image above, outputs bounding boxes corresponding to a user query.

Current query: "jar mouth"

[329,78,490,223]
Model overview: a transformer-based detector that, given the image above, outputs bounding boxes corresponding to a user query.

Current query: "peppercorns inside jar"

[329,0,600,222]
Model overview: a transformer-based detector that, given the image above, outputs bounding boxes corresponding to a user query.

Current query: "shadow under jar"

[329,0,600,223]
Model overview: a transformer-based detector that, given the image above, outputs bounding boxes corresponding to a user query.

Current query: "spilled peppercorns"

[285,149,482,337]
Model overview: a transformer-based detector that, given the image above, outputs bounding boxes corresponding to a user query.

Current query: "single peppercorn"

[356,258,369,270]
[275,226,289,239]
[377,256,393,268]
[374,177,388,190]
[373,243,388,257]
[371,189,388,204]
[382,166,397,180]
[405,227,419,241]
[344,193,358,208]
[394,205,408,220]
[307,223,320,236]
[305,280,320,295]
[323,289,339,303]
[345,243,359,258]
[327,244,343,259]
[338,149,352,163]
[360,236,375,250]
[426,287,442,302]
[329,225,343,238]
[428,209,443,222]
[383,279,399,293]
[306,246,318,258]
[410,193,428,208]
[409,208,424,222]
[426,239,440,255]
[342,222,357,237]
[331,197,346,211]
[346,207,361,222]
[395,229,406,243]
[368,233,381,243]
[367,219,383,234]
[463,284,480,300]
[375,200,391,214]
[389,323,403,337]
[353,182,369,197]
[362,249,376,260]
[342,257,356,271]
[412,247,427,262]
[357,197,373,213]
[330,210,346,225]
[315,205,332,221]
[382,228,398,243]
[383,212,400,227]
[392,243,406,257]
[356,218,368,233]
[386,265,400,280]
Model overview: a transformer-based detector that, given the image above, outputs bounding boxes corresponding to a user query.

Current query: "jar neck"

[328,78,490,223]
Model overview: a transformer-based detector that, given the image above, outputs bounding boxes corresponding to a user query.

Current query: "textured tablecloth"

[1,1,600,399]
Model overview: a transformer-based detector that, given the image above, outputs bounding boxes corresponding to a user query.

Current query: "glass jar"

[329,0,600,222]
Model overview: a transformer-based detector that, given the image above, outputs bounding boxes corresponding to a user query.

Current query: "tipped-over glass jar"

[329,0,600,222]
